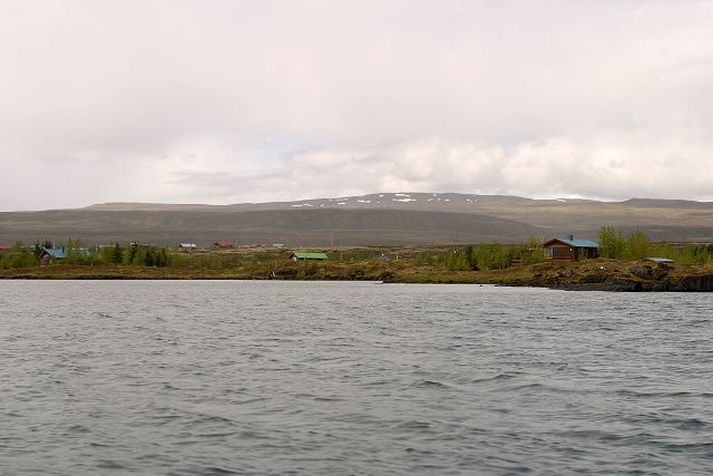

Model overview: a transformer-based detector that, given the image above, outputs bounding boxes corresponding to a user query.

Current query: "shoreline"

[2,259,713,291]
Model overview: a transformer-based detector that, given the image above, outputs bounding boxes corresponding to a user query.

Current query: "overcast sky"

[1,0,712,210]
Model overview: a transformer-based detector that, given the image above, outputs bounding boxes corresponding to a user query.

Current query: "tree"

[62,237,92,265]
[145,247,156,267]
[158,248,169,267]
[598,226,625,259]
[464,244,477,270]
[445,248,470,271]
[624,230,650,260]
[127,243,139,264]
[473,243,511,270]
[111,242,123,265]
[0,242,36,269]
[521,236,545,265]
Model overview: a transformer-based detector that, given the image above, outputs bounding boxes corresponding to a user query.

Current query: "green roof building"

[290,252,328,261]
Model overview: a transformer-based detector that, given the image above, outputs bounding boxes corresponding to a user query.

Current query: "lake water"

[1,281,712,475]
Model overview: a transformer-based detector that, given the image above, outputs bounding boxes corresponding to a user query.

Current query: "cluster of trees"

[3,231,713,272]
[445,238,546,271]
[0,239,253,270]
[0,242,37,269]
[0,240,171,269]
[122,243,170,267]
[442,228,713,273]
[597,227,651,260]
[598,227,713,264]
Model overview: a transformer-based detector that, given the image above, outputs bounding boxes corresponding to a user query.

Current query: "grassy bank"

[2,248,713,291]
[2,238,713,291]
[0,251,476,283]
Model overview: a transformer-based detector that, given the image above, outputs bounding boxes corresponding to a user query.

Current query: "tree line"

[597,226,713,264]
[2,231,712,272]
[445,237,546,271]
[0,239,249,270]
[0,240,170,269]
[444,228,713,271]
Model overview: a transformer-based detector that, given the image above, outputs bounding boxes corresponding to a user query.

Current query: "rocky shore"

[483,259,713,292]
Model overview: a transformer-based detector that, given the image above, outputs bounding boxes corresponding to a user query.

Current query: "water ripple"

[1,281,712,475]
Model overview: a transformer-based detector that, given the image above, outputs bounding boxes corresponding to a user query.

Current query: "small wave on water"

[91,311,115,319]
[414,379,450,388]
[1,280,713,475]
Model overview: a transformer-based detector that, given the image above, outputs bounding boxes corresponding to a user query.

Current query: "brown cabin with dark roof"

[543,235,599,261]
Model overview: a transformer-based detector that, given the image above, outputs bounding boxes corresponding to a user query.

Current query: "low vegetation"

[596,226,713,264]
[1,229,713,290]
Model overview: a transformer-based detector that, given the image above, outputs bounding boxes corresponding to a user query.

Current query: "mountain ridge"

[82,192,711,212]
[2,193,712,245]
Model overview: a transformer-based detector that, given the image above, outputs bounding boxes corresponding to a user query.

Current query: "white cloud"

[0,0,712,209]
[158,130,713,203]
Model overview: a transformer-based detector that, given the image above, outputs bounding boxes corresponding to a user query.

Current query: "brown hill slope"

[0,208,543,246]
[3,193,713,245]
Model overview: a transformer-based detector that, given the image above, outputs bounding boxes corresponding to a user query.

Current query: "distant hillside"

[84,192,561,213]
[0,208,542,246]
[2,192,713,245]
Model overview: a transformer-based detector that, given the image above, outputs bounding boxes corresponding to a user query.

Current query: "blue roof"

[43,248,66,259]
[559,238,599,248]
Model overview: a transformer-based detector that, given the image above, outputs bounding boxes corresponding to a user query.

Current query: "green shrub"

[519,236,546,265]
[0,249,37,269]
[598,226,625,259]
[624,230,650,260]
[473,243,512,270]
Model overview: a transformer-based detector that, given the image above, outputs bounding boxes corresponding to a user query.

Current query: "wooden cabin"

[38,247,66,265]
[543,235,598,261]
